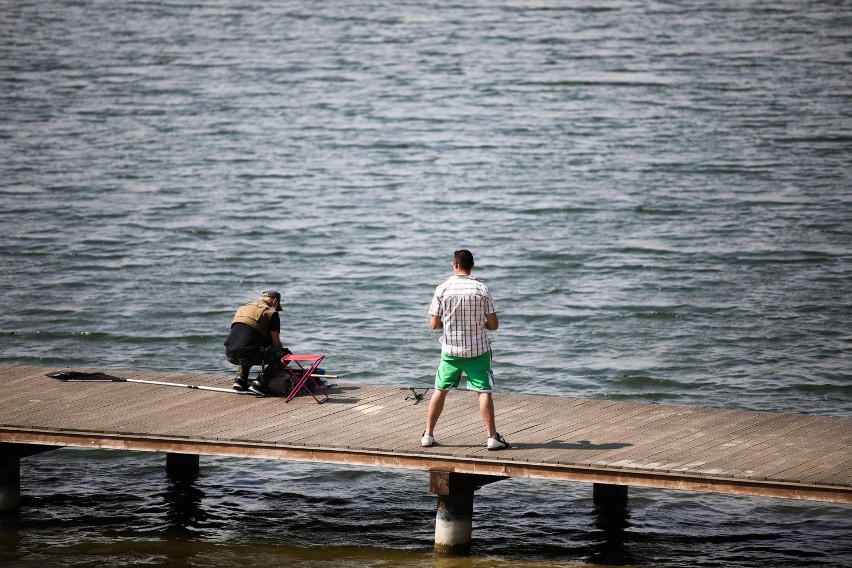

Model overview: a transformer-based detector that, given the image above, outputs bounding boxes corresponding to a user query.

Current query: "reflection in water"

[588,497,635,566]
[161,479,207,537]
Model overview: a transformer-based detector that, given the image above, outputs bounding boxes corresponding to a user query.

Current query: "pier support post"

[429,471,504,555]
[0,456,21,513]
[0,443,60,514]
[166,453,199,481]
[593,483,628,508]
[590,483,632,564]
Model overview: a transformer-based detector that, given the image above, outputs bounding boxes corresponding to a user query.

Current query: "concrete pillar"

[166,453,199,481]
[593,483,628,508]
[0,456,21,513]
[434,486,474,555]
[429,471,504,555]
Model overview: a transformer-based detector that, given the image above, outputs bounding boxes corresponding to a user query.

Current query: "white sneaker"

[487,434,509,451]
[421,431,435,447]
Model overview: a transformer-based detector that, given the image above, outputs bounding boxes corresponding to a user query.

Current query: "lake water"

[1,1,850,566]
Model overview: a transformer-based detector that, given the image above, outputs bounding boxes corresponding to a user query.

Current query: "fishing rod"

[48,371,241,394]
[47,370,337,395]
[113,362,340,379]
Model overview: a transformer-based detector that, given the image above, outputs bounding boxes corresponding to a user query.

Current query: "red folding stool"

[281,354,328,403]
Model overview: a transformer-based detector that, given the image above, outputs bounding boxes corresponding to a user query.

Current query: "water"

[1,0,851,566]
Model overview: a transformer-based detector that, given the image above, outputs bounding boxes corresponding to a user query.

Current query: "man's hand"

[486,312,499,331]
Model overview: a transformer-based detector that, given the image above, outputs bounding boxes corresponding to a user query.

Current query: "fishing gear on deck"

[47,369,340,396]
[48,370,243,394]
[405,387,430,404]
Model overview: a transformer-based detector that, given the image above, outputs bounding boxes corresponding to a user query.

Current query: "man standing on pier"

[224,290,291,395]
[421,250,509,450]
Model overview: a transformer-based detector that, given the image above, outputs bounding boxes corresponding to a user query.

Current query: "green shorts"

[435,351,495,393]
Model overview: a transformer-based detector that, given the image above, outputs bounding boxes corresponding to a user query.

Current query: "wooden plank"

[500,400,619,447]
[446,405,605,460]
[2,365,852,505]
[306,395,417,438]
[144,396,296,439]
[697,416,850,480]
[0,380,155,426]
[611,410,785,472]
[208,389,398,444]
[334,399,429,451]
[702,418,852,483]
[549,402,681,448]
[283,403,417,449]
[437,398,622,460]
[121,394,254,435]
[764,435,852,484]
[642,412,820,476]
[50,388,204,433]
[352,401,433,449]
[0,365,61,386]
[206,406,305,441]
[517,401,683,462]
[491,394,590,435]
[493,400,606,452]
[800,459,852,487]
[578,406,738,465]
[0,388,98,425]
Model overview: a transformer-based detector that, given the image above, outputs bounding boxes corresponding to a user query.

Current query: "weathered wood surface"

[1,364,850,503]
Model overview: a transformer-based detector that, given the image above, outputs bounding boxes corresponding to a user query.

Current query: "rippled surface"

[1,1,850,566]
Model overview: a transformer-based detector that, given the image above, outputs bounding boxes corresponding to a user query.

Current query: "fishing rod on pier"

[47,370,339,395]
[48,370,241,394]
[113,363,347,377]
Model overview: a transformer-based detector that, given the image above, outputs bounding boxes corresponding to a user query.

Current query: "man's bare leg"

[479,392,498,439]
[425,388,449,437]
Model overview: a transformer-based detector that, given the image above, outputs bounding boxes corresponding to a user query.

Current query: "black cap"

[262,290,282,311]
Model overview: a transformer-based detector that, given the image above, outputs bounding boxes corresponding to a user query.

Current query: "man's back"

[430,274,496,357]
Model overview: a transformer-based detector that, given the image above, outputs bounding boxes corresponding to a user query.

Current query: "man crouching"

[224,289,292,395]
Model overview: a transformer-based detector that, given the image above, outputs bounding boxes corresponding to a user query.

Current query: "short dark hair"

[454,249,474,270]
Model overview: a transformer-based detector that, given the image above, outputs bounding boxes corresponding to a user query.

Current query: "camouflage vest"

[231,301,276,339]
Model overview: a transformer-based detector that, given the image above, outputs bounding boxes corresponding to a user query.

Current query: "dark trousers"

[227,345,284,382]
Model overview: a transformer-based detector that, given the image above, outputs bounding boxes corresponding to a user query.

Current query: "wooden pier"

[1,364,851,553]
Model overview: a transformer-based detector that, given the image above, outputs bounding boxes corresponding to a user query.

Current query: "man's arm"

[269,330,283,349]
[485,312,499,331]
[430,315,443,329]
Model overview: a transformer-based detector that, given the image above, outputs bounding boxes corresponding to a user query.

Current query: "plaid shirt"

[429,274,497,357]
